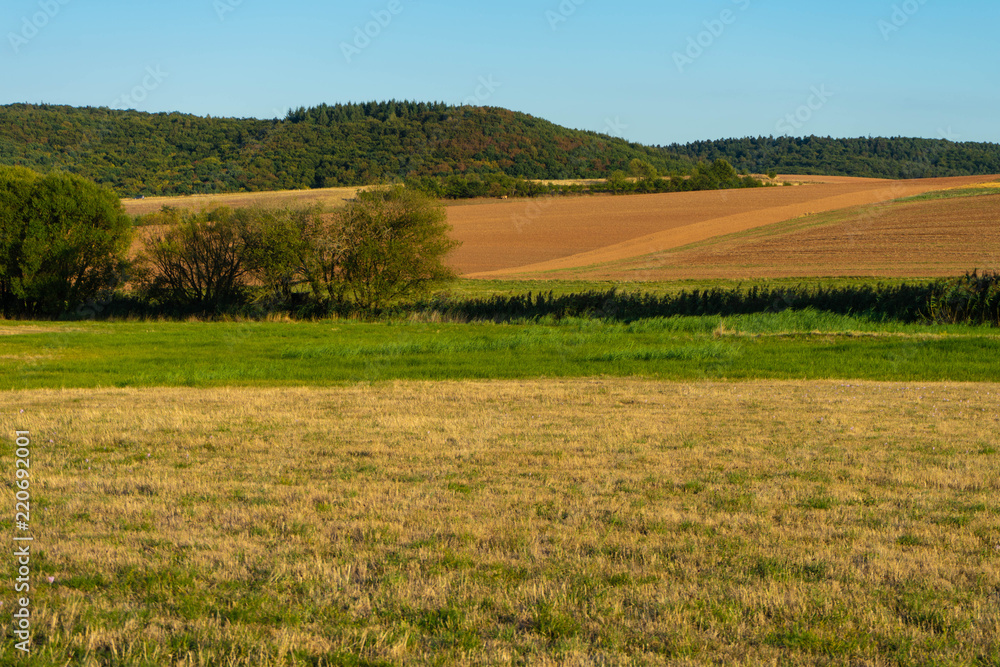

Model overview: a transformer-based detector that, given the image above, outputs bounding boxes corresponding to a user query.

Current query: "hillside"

[4,102,1000,197]
[0,102,690,196]
[665,136,1000,179]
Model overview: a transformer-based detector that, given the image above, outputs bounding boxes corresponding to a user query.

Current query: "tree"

[0,166,132,317]
[240,206,312,305]
[606,170,630,194]
[137,185,458,313]
[331,185,459,309]
[629,158,658,180]
[629,158,660,192]
[141,207,251,312]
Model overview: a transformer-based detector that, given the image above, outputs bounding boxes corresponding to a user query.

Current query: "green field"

[899,185,1000,202]
[2,310,999,390]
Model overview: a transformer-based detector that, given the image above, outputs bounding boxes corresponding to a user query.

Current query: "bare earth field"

[554,193,1000,281]
[451,175,998,279]
[3,379,999,664]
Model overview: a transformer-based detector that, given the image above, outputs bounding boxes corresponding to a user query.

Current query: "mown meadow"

[1,379,998,665]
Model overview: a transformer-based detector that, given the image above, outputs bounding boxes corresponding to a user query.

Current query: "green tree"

[138,187,459,313]
[606,170,630,195]
[0,166,132,317]
[629,158,658,180]
[707,158,739,184]
[239,206,311,304]
[333,185,459,309]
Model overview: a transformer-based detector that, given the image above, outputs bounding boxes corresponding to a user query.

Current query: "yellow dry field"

[529,179,607,186]
[4,379,999,665]
[945,180,1000,190]
[121,186,361,216]
[450,175,998,278]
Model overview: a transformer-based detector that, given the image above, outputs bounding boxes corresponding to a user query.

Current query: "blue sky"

[2,0,998,145]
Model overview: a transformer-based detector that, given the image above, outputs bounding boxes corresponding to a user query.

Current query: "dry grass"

[528,179,607,186]
[120,186,361,216]
[3,379,999,665]
[945,180,1000,190]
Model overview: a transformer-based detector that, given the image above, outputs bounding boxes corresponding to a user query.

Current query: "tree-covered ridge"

[664,136,1000,179]
[0,102,691,196]
[4,103,999,197]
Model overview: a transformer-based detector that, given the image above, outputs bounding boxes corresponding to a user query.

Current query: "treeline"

[404,158,766,199]
[664,136,1000,179]
[0,102,691,196]
[412,273,1000,327]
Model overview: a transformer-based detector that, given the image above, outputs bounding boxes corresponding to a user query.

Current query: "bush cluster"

[0,167,458,318]
[140,185,459,314]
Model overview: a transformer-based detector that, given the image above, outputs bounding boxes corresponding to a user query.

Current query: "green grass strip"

[2,313,999,389]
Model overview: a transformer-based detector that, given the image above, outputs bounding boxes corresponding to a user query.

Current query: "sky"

[2,0,998,146]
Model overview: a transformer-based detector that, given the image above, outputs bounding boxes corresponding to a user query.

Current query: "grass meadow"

[2,311,1000,390]
[1,380,998,665]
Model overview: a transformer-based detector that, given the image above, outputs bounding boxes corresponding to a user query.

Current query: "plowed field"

[581,194,1000,280]
[452,175,997,278]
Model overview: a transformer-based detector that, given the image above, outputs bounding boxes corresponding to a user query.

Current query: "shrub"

[141,207,252,312]
[925,271,1000,326]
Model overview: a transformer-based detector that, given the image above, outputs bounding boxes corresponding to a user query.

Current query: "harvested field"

[4,379,999,665]
[553,193,1000,281]
[121,186,360,216]
[452,175,997,278]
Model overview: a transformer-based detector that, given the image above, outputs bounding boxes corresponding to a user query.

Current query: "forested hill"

[0,102,691,196]
[665,136,1000,180]
[3,102,1000,197]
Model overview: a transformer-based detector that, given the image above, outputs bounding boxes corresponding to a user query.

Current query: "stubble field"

[3,380,999,665]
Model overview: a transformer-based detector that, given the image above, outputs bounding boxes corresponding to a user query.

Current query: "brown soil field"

[121,186,360,216]
[572,194,1000,280]
[452,175,997,278]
